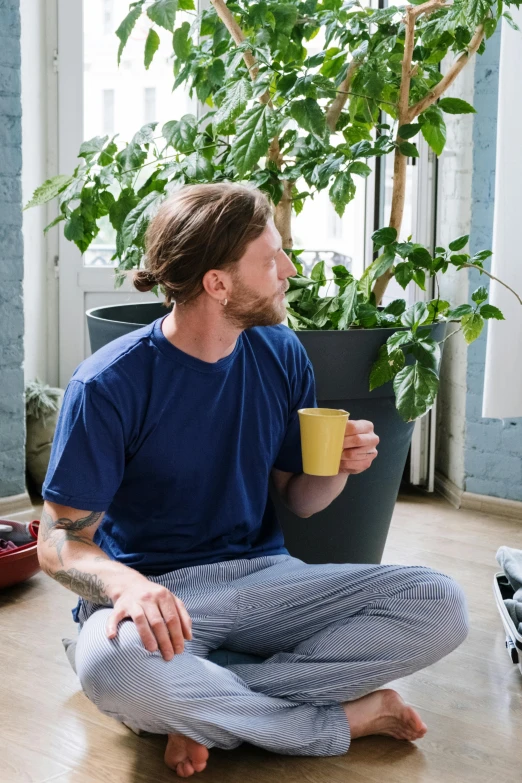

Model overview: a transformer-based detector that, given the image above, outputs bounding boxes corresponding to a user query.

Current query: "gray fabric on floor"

[496,546,522,634]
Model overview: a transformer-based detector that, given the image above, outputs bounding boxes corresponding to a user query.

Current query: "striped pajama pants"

[74,553,469,756]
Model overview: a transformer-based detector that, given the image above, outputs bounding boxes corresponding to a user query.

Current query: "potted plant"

[25,0,521,563]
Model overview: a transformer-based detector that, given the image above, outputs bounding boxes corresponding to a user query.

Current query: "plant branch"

[461,263,522,305]
[210,1,261,85]
[409,23,485,120]
[326,59,360,132]
[372,3,418,304]
[438,327,462,344]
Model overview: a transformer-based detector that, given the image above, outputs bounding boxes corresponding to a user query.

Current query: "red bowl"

[0,520,41,590]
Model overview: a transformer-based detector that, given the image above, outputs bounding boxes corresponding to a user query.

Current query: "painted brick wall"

[0,0,26,498]
[465,28,522,501]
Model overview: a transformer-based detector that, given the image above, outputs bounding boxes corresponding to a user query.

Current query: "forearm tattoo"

[48,566,112,606]
[40,509,101,565]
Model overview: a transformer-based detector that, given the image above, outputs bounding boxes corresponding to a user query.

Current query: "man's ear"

[201,268,231,302]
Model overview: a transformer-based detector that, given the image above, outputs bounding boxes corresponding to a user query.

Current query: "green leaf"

[448,234,469,251]
[461,312,484,343]
[184,151,214,179]
[387,330,414,351]
[412,269,426,290]
[144,27,160,69]
[329,171,355,217]
[371,246,396,281]
[396,242,414,258]
[213,78,252,132]
[64,210,85,243]
[472,249,493,263]
[147,0,178,32]
[331,265,352,280]
[116,4,143,65]
[438,97,476,114]
[421,118,446,155]
[371,227,397,247]
[399,141,420,158]
[398,124,421,140]
[311,296,336,327]
[24,174,73,210]
[425,299,450,323]
[288,275,314,290]
[109,188,140,231]
[480,304,505,320]
[286,307,316,330]
[116,123,156,173]
[394,262,413,289]
[79,136,109,161]
[462,0,491,26]
[162,114,197,152]
[173,21,192,59]
[446,303,473,319]
[370,346,405,391]
[503,11,520,32]
[357,303,379,327]
[290,98,326,140]
[471,286,488,305]
[393,364,439,421]
[121,192,163,251]
[401,302,428,332]
[233,104,273,177]
[450,253,469,266]
[484,17,497,38]
[410,340,440,371]
[384,299,406,317]
[338,280,358,329]
[43,214,65,234]
[347,161,372,177]
[311,260,326,284]
[408,246,432,268]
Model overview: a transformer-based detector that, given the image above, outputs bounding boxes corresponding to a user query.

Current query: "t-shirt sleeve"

[273,358,317,474]
[41,379,126,511]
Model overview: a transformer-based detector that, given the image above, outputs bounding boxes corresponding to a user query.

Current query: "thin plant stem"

[461,263,522,306]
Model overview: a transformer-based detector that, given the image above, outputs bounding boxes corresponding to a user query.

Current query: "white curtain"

[483,9,522,419]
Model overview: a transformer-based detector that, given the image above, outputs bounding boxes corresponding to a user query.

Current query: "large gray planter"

[86,302,445,565]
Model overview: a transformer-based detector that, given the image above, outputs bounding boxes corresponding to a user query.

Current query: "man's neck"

[161,302,241,364]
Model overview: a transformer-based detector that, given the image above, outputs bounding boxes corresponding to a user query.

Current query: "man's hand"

[338,419,379,475]
[105,577,193,661]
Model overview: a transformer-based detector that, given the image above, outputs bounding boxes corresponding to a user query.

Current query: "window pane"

[83,0,195,267]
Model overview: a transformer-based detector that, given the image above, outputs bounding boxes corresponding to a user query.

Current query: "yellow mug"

[298,408,350,476]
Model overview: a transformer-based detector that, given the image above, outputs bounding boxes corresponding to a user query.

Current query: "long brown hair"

[133,183,274,308]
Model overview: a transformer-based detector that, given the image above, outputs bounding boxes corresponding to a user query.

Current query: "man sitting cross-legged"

[38,182,469,778]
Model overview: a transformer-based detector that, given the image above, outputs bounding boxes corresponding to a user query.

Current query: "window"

[143,87,156,125]
[102,89,114,135]
[82,0,195,267]
[103,0,113,36]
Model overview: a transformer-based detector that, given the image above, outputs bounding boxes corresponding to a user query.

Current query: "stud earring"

[221,298,228,306]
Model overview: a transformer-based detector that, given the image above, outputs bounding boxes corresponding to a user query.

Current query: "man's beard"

[223,274,287,330]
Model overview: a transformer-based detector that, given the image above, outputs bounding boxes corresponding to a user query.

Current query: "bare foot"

[343,688,428,742]
[164,733,210,778]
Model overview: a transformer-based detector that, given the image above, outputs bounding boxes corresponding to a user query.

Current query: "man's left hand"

[339,419,379,475]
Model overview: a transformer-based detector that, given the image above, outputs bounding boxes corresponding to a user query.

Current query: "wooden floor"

[2,489,522,783]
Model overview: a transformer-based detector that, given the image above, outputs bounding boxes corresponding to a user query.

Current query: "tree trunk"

[274,180,294,250]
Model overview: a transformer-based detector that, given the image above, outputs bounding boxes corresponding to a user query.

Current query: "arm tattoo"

[48,566,112,606]
[40,509,102,565]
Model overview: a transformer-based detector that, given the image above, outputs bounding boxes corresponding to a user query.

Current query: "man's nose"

[281,251,297,278]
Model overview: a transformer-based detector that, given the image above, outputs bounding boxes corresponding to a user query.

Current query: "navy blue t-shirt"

[42,314,316,619]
